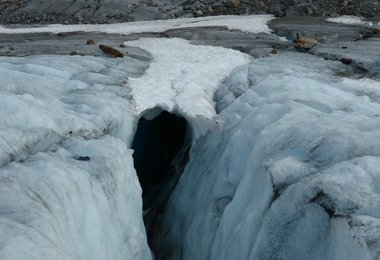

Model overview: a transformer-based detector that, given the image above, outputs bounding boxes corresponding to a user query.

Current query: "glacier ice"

[0,32,252,260]
[0,55,152,259]
[153,53,380,260]
[126,37,251,139]
[0,136,151,260]
[1,16,380,260]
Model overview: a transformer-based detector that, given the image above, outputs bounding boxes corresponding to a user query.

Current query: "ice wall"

[0,56,152,260]
[155,52,380,260]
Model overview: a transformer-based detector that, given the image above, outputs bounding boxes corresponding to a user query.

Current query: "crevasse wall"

[154,53,380,260]
[0,56,152,260]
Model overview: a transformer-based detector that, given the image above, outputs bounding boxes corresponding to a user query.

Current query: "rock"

[293,34,318,50]
[212,1,224,8]
[130,6,158,22]
[224,0,240,8]
[341,0,349,9]
[178,13,194,18]
[99,44,124,58]
[3,0,377,23]
[86,39,95,45]
[339,57,353,65]
[251,0,265,10]
[269,3,283,16]
[73,155,90,161]
[361,28,380,40]
[57,32,70,37]
[175,6,183,13]
[286,7,297,17]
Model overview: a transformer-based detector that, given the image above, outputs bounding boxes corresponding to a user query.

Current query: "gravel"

[0,0,379,25]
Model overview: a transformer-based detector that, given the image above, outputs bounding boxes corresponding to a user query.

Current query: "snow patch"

[126,37,251,138]
[0,15,274,35]
[326,16,374,27]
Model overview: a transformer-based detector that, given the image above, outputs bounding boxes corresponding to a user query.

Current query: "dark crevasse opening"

[131,110,192,255]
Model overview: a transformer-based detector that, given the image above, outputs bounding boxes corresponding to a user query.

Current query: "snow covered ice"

[326,15,377,28]
[1,15,380,260]
[126,37,251,138]
[0,15,274,35]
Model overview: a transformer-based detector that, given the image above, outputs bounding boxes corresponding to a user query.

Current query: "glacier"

[0,55,151,259]
[153,53,380,259]
[1,15,380,260]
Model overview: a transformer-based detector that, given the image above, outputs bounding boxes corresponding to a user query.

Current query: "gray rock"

[191,1,205,10]
[212,1,224,8]
[175,6,184,13]
[269,3,283,16]
[0,0,379,27]
[130,6,158,21]
[224,0,240,8]
[178,13,194,18]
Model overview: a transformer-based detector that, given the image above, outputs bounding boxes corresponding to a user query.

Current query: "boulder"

[99,44,124,58]
[293,34,318,50]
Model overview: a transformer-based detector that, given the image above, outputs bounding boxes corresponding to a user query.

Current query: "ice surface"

[0,136,150,260]
[0,30,251,259]
[326,16,374,27]
[0,55,151,259]
[0,15,274,35]
[126,37,251,138]
[1,15,380,260]
[156,52,380,260]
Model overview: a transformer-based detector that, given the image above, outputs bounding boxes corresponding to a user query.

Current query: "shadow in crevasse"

[131,109,192,256]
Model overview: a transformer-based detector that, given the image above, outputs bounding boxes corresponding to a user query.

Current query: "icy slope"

[0,27,252,259]
[155,52,380,260]
[0,56,151,259]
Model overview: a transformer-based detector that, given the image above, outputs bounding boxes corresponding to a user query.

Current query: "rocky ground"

[269,17,380,79]
[1,17,378,79]
[0,0,379,24]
